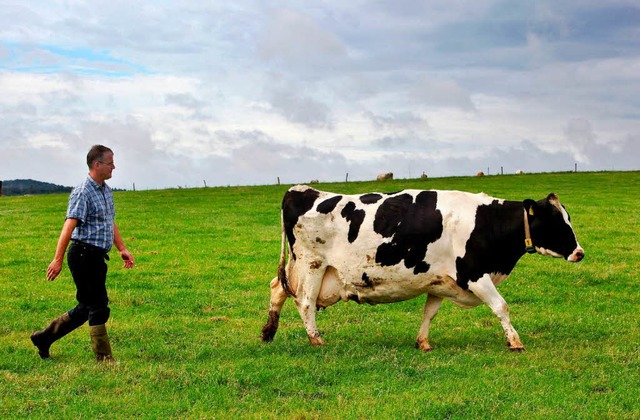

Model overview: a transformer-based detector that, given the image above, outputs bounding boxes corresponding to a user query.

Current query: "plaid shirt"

[67,176,115,251]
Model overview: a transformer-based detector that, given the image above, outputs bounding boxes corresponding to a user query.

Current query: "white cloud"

[410,75,476,111]
[258,9,347,65]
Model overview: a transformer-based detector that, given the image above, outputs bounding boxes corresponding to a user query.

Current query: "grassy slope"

[1,171,638,418]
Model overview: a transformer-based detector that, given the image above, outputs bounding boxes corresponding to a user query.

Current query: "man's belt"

[71,240,110,259]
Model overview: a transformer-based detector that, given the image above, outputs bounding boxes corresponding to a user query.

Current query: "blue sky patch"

[1,41,150,77]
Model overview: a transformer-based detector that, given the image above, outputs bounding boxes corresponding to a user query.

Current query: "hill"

[0,179,72,196]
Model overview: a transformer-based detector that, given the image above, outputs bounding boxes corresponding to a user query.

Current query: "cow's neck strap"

[523,208,536,254]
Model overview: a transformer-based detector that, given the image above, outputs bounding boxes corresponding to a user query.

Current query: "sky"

[1,1,639,190]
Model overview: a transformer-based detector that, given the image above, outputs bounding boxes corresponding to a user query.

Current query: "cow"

[261,185,584,351]
[377,172,393,181]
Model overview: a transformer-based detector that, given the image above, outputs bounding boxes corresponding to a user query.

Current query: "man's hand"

[46,259,63,281]
[120,249,135,269]
[46,218,76,281]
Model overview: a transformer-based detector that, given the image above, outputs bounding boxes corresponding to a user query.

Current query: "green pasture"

[1,171,638,418]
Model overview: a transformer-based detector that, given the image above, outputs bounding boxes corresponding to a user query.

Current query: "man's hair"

[87,145,113,168]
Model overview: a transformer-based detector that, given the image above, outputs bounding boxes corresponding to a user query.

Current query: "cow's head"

[523,193,584,262]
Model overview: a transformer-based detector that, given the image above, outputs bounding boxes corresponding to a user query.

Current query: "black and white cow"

[261,185,584,351]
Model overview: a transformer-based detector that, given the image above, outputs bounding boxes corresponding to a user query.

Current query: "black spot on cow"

[361,272,373,287]
[317,195,342,214]
[282,188,320,260]
[373,191,443,274]
[309,260,322,269]
[455,200,524,289]
[360,193,383,204]
[341,201,365,243]
[357,272,382,288]
[373,193,413,237]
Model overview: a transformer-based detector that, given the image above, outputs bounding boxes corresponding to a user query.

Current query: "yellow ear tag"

[529,208,534,216]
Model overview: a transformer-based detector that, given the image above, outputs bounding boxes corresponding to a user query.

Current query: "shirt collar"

[87,175,108,190]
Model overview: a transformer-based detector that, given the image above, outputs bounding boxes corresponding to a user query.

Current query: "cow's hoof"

[415,339,434,352]
[508,345,525,352]
[308,336,325,346]
[261,325,277,342]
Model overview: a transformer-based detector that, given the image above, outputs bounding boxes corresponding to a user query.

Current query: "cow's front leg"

[294,262,326,346]
[415,294,443,352]
[467,274,524,351]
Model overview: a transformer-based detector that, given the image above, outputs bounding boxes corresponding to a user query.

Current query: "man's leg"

[30,311,87,359]
[70,244,115,362]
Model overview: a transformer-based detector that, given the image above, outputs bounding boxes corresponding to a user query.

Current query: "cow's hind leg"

[415,294,443,352]
[261,276,288,342]
[468,274,524,351]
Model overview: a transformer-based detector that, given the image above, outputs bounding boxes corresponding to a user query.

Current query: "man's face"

[96,152,115,180]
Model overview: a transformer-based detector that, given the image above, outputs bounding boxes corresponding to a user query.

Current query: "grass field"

[1,171,639,419]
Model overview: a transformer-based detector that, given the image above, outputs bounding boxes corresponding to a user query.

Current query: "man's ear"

[523,199,536,217]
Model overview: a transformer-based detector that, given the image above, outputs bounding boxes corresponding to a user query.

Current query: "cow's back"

[285,185,499,259]
[283,186,500,303]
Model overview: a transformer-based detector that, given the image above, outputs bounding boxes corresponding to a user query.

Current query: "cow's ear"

[546,193,559,205]
[523,199,536,217]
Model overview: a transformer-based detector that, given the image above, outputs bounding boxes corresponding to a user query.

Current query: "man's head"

[87,145,115,183]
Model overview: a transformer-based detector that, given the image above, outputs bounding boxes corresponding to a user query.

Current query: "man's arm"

[114,222,135,269]
[46,218,78,281]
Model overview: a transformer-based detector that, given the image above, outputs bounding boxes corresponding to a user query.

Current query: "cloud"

[411,75,476,111]
[264,77,333,129]
[564,118,596,163]
[258,9,347,66]
[0,1,638,190]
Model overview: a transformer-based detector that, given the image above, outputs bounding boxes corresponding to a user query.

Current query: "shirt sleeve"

[66,187,88,225]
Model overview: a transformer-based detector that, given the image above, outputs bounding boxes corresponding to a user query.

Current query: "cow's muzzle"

[568,247,585,262]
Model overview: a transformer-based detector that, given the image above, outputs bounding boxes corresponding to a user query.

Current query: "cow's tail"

[278,210,295,297]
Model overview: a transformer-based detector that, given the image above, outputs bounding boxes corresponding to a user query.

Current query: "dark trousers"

[66,241,111,326]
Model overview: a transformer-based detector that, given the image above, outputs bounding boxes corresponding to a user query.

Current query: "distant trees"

[0,179,72,196]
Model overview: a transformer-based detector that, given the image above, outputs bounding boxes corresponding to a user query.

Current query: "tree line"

[0,179,72,196]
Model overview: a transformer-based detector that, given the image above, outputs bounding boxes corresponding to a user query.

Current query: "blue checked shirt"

[67,176,115,251]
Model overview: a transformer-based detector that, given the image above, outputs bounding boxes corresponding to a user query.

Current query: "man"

[31,145,135,363]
